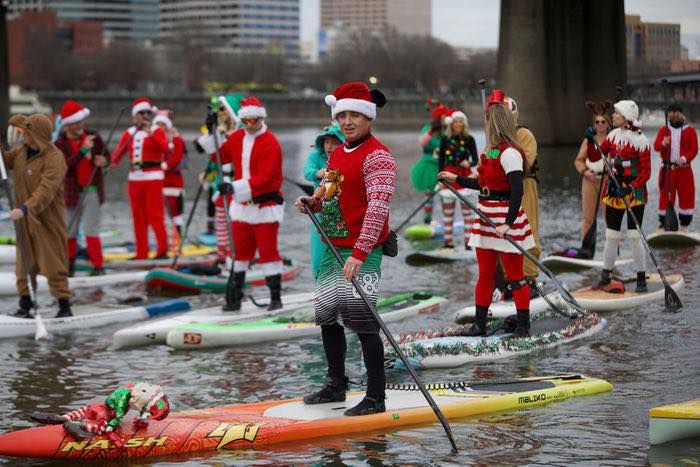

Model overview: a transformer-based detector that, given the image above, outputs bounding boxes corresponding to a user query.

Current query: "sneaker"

[344,396,386,416]
[303,376,348,405]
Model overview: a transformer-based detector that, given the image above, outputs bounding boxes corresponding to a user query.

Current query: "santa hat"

[445,109,467,125]
[152,114,173,129]
[237,96,267,120]
[60,100,90,126]
[614,100,641,128]
[132,98,153,116]
[218,93,244,122]
[325,81,386,120]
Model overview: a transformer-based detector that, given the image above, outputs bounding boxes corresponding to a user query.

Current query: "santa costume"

[153,112,186,244]
[54,100,107,276]
[596,100,651,293]
[209,96,284,311]
[653,103,698,229]
[111,98,169,259]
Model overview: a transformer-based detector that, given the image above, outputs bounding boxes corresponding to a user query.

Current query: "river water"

[0,126,698,465]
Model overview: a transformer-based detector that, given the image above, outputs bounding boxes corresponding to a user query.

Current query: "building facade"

[320,0,431,37]
[626,14,681,72]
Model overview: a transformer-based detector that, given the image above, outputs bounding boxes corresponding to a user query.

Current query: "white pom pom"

[445,117,453,125]
[325,95,337,107]
[633,119,643,129]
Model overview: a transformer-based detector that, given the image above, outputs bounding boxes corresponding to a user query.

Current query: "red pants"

[128,180,168,259]
[475,248,530,311]
[232,221,280,264]
[67,237,103,269]
[658,166,695,216]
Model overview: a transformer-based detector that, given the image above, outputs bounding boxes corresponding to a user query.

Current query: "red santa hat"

[237,96,267,119]
[60,100,90,126]
[325,82,386,120]
[614,100,642,128]
[132,98,154,116]
[152,109,173,129]
[445,109,467,125]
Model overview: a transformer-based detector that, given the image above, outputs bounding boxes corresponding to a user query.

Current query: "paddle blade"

[664,287,683,312]
[580,218,597,255]
[34,313,48,340]
[664,205,679,232]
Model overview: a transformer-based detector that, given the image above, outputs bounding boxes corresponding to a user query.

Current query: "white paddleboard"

[647,230,700,247]
[454,284,561,323]
[0,271,148,297]
[407,247,476,262]
[541,255,633,270]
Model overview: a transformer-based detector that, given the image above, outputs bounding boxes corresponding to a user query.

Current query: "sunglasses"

[595,120,607,124]
[242,118,259,125]
[137,110,152,116]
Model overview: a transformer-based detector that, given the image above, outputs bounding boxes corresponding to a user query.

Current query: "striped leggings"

[442,198,474,247]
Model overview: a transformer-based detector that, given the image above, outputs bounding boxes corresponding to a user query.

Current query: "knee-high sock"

[358,333,385,401]
[628,229,646,272]
[603,228,621,270]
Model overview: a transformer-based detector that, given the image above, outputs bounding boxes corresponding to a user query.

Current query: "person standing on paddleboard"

[436,109,478,250]
[411,100,448,224]
[303,123,345,278]
[211,96,285,312]
[439,90,535,337]
[653,103,698,231]
[5,114,72,318]
[295,82,396,416]
[593,100,651,293]
[110,98,170,260]
[55,100,109,277]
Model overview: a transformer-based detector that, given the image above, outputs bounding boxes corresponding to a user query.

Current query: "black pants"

[605,204,645,231]
[322,323,386,401]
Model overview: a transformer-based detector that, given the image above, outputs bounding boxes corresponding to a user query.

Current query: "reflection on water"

[0,128,698,465]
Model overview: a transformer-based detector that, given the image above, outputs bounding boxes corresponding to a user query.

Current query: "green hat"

[218,93,245,122]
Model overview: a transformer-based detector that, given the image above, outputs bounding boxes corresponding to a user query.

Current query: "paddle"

[301,199,459,454]
[478,79,487,109]
[171,162,211,268]
[392,190,439,234]
[589,138,682,312]
[0,148,48,340]
[439,180,586,318]
[661,79,679,232]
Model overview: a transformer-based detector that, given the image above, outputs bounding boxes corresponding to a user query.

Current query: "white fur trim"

[230,202,285,224]
[128,170,164,181]
[261,260,283,276]
[238,105,267,119]
[607,127,649,153]
[196,134,219,154]
[61,108,90,126]
[163,187,183,196]
[232,179,252,202]
[233,260,249,273]
[153,115,173,129]
[614,100,639,123]
[585,158,605,173]
[679,208,694,215]
[331,98,376,120]
[132,101,153,116]
[446,111,467,126]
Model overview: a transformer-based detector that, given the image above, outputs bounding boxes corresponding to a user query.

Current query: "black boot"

[635,272,648,293]
[527,278,541,299]
[512,309,530,338]
[265,274,282,311]
[12,295,32,318]
[594,269,612,289]
[31,413,66,425]
[303,375,349,404]
[461,305,487,336]
[344,396,386,416]
[68,258,76,278]
[55,299,72,318]
[89,268,106,276]
[223,271,246,312]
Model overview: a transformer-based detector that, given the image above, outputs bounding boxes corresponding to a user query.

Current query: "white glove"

[161,161,168,171]
[7,126,23,147]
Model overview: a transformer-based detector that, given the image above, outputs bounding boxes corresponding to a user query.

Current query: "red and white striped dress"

[468,144,535,253]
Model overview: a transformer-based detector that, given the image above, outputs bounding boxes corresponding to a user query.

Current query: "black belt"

[131,161,161,170]
[251,191,284,205]
[478,188,511,201]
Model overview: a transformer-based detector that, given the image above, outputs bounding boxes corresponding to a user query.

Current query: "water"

[0,127,698,465]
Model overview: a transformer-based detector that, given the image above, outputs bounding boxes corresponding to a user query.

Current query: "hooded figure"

[4,114,71,318]
[303,124,345,277]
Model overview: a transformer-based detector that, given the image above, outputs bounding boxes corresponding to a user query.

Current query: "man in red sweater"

[110,98,170,259]
[653,103,698,231]
[294,82,396,416]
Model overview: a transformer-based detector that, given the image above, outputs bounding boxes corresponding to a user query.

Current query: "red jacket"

[55,130,108,207]
[653,124,698,167]
[163,135,185,188]
[112,126,169,168]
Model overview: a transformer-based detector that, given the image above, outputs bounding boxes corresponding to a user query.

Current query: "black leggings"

[321,323,386,401]
[605,204,645,231]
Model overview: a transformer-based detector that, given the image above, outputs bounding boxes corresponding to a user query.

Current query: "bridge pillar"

[497,0,626,145]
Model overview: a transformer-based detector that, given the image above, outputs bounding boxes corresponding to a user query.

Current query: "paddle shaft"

[439,181,585,315]
[478,79,487,109]
[171,163,209,268]
[590,138,682,310]
[0,148,47,338]
[302,200,459,453]
[393,190,439,234]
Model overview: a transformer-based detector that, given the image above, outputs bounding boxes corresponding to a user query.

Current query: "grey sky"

[301,0,700,49]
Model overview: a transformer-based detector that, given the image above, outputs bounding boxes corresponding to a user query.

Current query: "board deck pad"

[572,273,679,300]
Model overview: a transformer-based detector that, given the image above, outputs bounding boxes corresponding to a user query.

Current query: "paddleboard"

[76,246,218,271]
[384,311,605,370]
[0,374,612,460]
[406,247,476,263]
[112,292,316,349]
[0,299,189,339]
[196,233,217,247]
[0,271,148,297]
[0,231,125,264]
[541,254,633,271]
[454,283,560,323]
[145,259,302,294]
[650,398,700,445]
[647,230,700,247]
[167,292,447,350]
[404,219,464,241]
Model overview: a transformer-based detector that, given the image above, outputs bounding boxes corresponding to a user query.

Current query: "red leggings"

[475,248,530,311]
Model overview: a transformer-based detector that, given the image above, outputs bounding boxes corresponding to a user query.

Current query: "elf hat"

[237,96,267,120]
[614,100,641,128]
[445,109,467,125]
[218,93,244,123]
[132,98,154,116]
[325,81,386,120]
[60,100,90,126]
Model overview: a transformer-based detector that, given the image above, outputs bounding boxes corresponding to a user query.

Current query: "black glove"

[584,126,595,143]
[205,110,218,132]
[219,182,234,195]
[617,184,633,197]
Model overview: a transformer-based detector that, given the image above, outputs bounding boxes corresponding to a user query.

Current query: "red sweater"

[653,124,698,167]
[599,127,651,190]
[314,134,397,261]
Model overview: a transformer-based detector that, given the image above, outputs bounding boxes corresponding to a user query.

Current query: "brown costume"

[4,114,70,300]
